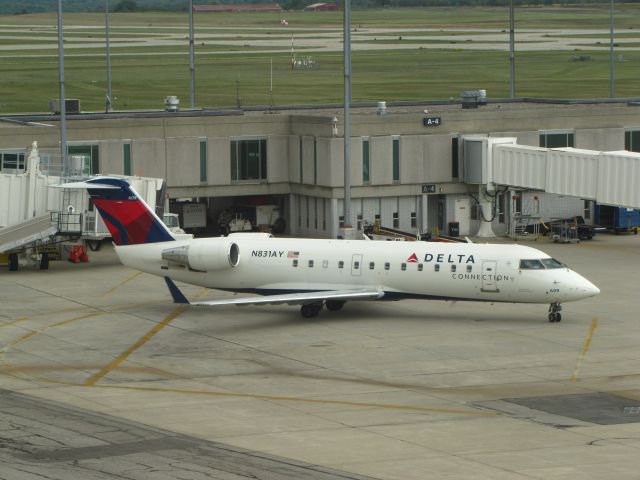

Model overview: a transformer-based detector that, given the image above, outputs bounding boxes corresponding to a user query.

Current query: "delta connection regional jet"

[61,177,600,322]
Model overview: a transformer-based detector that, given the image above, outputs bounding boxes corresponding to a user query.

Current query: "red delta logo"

[407,253,418,263]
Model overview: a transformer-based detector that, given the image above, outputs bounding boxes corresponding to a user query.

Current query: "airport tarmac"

[1,234,640,480]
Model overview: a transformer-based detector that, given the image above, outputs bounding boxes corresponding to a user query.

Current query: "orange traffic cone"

[79,245,89,263]
[68,245,79,263]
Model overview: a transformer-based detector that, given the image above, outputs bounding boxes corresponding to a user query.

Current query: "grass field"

[1,6,640,113]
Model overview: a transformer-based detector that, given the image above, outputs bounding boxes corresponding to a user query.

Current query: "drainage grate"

[504,392,640,425]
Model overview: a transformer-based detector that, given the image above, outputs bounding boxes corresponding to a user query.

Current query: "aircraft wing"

[164,277,383,306]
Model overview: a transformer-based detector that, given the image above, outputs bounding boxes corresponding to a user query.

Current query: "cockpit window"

[519,259,545,270]
[541,258,564,269]
[520,258,565,270]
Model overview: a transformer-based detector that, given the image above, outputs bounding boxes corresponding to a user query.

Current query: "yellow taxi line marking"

[571,317,599,382]
[0,317,30,329]
[90,384,496,416]
[0,313,104,367]
[102,271,144,297]
[84,305,187,386]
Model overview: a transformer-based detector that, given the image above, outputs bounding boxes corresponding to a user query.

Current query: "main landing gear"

[548,302,562,323]
[300,300,346,318]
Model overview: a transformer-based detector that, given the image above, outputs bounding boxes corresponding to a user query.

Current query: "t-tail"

[60,177,175,246]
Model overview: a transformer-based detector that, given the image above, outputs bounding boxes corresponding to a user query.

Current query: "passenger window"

[466,265,472,273]
[418,263,423,271]
[309,260,314,268]
[520,259,545,270]
[384,262,390,271]
[369,262,375,270]
[338,261,344,269]
[293,259,298,267]
[435,264,440,272]
[354,261,360,269]
[401,263,407,271]
[451,265,456,272]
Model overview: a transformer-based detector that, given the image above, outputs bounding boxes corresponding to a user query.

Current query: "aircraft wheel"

[325,300,345,312]
[39,252,49,270]
[301,302,323,318]
[8,253,18,272]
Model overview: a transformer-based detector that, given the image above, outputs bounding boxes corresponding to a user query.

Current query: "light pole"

[609,0,615,97]
[509,0,515,98]
[188,0,196,108]
[105,0,112,112]
[57,0,68,177]
[343,0,352,232]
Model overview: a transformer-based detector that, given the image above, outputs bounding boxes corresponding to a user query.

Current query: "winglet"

[164,277,190,304]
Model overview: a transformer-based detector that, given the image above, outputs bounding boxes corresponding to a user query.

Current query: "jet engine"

[161,240,240,272]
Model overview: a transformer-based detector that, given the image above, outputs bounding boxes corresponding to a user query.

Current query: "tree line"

[4,0,640,16]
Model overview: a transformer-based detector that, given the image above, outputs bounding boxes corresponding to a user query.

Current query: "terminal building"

[1,99,640,238]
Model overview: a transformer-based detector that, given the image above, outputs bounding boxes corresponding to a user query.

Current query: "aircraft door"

[351,254,363,276]
[481,260,499,292]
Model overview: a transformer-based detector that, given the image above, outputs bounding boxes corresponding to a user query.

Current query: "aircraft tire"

[325,300,345,311]
[301,303,322,318]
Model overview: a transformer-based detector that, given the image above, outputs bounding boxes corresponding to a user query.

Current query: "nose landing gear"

[548,302,562,322]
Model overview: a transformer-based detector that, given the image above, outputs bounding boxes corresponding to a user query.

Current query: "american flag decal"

[287,251,299,258]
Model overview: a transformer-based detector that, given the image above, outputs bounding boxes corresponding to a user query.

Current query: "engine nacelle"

[161,240,239,272]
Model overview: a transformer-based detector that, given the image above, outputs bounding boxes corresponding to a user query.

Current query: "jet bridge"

[460,137,640,236]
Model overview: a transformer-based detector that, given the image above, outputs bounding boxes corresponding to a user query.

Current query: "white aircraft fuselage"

[116,235,599,305]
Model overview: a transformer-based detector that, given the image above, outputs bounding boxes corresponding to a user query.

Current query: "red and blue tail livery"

[84,177,175,246]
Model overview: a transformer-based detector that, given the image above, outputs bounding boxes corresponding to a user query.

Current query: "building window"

[410,212,417,229]
[314,197,318,230]
[357,214,363,231]
[68,144,99,175]
[299,137,303,183]
[539,131,575,148]
[392,137,400,182]
[339,215,344,227]
[313,138,317,185]
[362,138,370,183]
[297,196,301,227]
[625,129,640,152]
[123,143,131,176]
[583,199,591,221]
[393,212,399,229]
[199,139,207,182]
[230,138,267,181]
[451,136,459,179]
[306,196,310,228]
[322,200,326,230]
[0,151,26,172]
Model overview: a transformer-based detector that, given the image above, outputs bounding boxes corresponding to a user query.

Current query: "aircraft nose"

[580,278,600,298]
